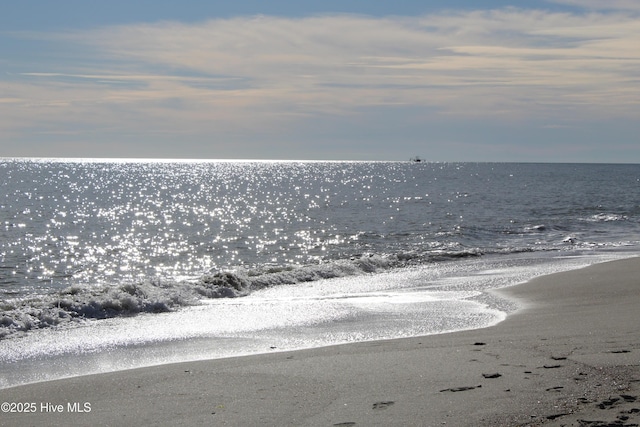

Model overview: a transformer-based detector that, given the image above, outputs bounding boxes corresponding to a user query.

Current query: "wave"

[523,224,546,232]
[0,241,622,340]
[0,254,392,339]
[582,213,628,223]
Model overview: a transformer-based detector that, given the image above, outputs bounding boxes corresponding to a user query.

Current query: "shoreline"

[1,257,639,426]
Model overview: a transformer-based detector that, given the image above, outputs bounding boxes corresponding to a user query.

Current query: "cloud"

[2,7,640,157]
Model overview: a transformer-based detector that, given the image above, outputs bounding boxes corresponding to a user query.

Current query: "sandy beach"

[1,257,639,426]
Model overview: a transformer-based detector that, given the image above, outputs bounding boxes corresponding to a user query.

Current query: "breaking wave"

[0,249,488,339]
[583,213,628,223]
[0,234,634,341]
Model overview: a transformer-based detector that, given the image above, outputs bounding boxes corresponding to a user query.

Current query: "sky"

[1,1,639,162]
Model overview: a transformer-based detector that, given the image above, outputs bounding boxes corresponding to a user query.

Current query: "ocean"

[1,159,639,388]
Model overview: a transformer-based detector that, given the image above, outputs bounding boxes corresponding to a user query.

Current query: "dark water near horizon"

[1,159,639,387]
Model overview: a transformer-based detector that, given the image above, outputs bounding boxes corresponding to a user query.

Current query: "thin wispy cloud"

[1,4,639,159]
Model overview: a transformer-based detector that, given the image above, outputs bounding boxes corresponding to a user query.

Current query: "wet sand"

[1,257,639,426]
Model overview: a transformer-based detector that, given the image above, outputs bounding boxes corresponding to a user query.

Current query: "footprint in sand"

[482,373,502,379]
[440,385,482,392]
[372,401,395,410]
[545,412,570,420]
[598,397,621,409]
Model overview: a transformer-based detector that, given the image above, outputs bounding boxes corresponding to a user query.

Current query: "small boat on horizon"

[410,156,423,163]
